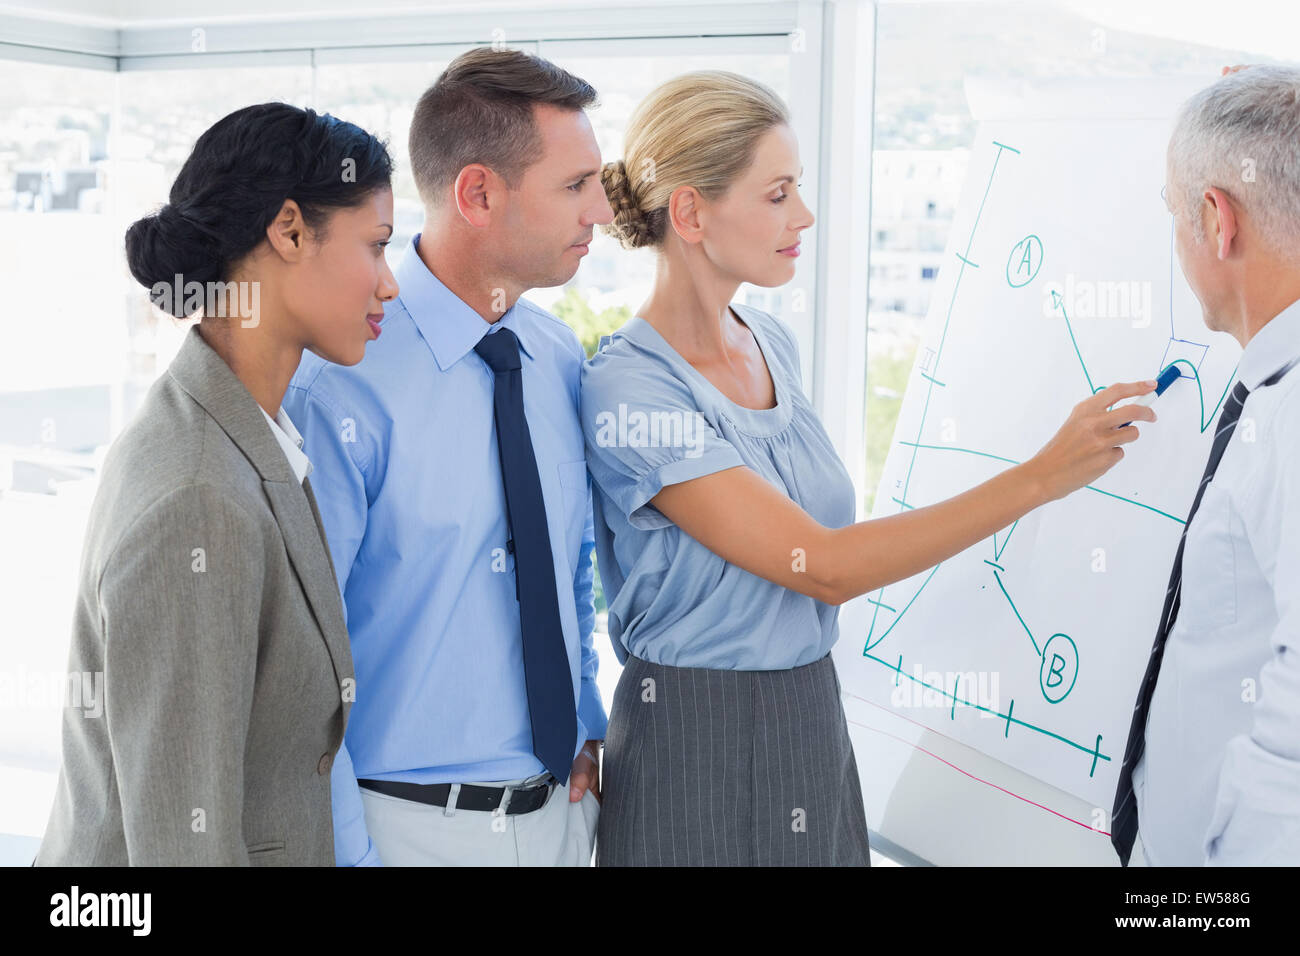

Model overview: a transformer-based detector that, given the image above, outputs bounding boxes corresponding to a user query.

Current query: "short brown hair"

[409,47,598,207]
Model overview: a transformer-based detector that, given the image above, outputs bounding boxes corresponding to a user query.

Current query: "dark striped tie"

[475,326,577,785]
[1111,360,1294,865]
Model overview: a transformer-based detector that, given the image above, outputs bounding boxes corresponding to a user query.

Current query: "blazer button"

[317,753,333,775]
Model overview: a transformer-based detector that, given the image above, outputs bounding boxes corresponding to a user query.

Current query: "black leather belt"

[357,776,556,814]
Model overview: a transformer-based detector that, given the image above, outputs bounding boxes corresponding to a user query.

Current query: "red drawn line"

[842,703,1110,836]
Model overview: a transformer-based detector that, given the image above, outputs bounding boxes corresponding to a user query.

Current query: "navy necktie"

[474,326,576,785]
[1112,360,1294,865]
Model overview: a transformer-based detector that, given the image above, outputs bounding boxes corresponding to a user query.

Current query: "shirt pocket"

[557,459,590,566]
[1178,482,1237,631]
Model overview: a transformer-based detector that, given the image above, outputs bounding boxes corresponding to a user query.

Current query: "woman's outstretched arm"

[651,379,1157,605]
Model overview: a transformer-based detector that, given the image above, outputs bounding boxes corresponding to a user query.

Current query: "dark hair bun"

[125,204,223,316]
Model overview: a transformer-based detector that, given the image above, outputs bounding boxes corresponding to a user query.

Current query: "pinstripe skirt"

[595,650,872,866]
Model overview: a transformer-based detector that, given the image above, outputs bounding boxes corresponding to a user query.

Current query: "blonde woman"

[581,71,1158,866]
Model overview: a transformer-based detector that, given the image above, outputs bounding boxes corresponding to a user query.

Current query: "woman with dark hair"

[34,102,398,866]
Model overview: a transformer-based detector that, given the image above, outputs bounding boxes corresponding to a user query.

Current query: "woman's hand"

[1026,379,1157,503]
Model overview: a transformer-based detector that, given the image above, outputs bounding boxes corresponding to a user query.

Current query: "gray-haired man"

[1113,64,1300,867]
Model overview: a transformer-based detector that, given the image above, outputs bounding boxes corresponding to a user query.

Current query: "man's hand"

[569,739,602,804]
[1221,64,1253,75]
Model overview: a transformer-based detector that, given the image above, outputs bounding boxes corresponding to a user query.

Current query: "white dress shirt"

[1133,295,1300,866]
[259,404,312,486]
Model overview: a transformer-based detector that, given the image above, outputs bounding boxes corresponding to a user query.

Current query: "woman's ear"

[267,198,307,260]
[668,185,705,245]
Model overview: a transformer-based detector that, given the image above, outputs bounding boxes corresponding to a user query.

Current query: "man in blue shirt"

[285,47,614,865]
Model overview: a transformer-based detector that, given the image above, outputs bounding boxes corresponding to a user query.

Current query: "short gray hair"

[1168,65,1300,257]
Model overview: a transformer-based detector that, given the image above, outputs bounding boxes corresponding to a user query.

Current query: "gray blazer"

[35,324,354,866]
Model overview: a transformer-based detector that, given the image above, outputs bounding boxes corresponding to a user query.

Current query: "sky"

[1064,0,1297,61]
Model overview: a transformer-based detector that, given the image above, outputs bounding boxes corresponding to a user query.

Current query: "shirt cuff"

[350,837,384,867]
[578,674,608,741]
[626,448,745,530]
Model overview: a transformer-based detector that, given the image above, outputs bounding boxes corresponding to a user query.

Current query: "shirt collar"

[259,404,312,485]
[394,231,535,372]
[1239,295,1300,390]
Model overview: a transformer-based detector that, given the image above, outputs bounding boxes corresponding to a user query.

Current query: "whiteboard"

[834,76,1242,866]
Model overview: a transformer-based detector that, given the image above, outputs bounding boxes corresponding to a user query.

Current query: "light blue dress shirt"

[284,232,607,867]
[580,304,857,671]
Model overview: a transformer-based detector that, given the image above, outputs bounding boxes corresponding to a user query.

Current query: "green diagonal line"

[896,441,1186,525]
[992,568,1039,656]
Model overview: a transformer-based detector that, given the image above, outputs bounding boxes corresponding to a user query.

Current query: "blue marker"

[1119,364,1181,427]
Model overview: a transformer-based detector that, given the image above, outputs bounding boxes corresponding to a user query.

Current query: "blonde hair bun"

[601,159,661,250]
[599,71,790,251]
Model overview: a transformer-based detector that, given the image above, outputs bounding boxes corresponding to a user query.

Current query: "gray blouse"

[580,303,857,670]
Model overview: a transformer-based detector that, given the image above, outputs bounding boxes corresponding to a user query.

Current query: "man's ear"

[267,198,307,261]
[453,164,496,228]
[1205,186,1239,261]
